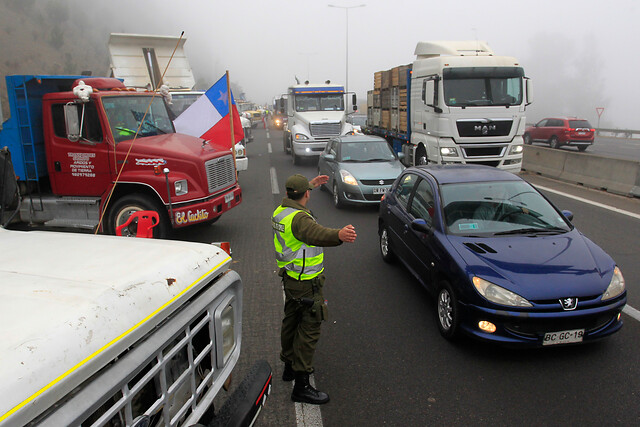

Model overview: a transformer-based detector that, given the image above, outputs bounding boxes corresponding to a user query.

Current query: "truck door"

[46,102,113,196]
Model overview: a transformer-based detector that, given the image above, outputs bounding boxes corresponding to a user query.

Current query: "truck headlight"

[339,169,358,186]
[473,276,532,307]
[602,266,625,301]
[295,133,309,140]
[174,179,188,196]
[440,147,458,157]
[510,145,524,154]
[221,304,236,363]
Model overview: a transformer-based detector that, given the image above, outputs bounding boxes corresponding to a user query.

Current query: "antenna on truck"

[95,31,185,235]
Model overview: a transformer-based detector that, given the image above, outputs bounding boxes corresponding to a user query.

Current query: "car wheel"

[523,133,532,145]
[333,181,344,208]
[415,145,428,166]
[379,225,395,263]
[436,281,460,340]
[577,145,588,152]
[549,136,560,149]
[108,193,168,238]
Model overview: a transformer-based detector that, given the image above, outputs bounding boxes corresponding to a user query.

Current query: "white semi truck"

[0,228,271,426]
[281,82,357,165]
[367,40,532,172]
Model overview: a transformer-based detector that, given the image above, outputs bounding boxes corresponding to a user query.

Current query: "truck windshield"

[295,94,344,112]
[168,93,202,119]
[103,95,175,144]
[443,67,524,107]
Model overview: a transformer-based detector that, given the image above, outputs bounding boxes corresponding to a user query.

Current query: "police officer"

[272,174,357,405]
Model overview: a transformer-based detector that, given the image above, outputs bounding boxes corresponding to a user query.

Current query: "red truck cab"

[0,75,241,237]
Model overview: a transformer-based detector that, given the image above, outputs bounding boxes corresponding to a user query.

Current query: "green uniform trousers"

[280,273,328,373]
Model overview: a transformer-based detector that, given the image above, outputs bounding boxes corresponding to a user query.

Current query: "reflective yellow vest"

[272,206,324,280]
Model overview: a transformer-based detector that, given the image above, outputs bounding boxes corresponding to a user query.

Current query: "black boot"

[291,372,330,405]
[282,363,294,382]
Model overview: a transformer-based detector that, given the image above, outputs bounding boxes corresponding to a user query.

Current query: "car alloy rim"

[438,289,453,330]
[381,229,389,256]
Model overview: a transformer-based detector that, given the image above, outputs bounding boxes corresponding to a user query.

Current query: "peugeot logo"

[559,297,578,311]
[379,179,384,185]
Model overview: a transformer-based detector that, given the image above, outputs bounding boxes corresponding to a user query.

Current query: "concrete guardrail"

[522,145,640,198]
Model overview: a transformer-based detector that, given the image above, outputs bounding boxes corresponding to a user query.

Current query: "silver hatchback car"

[318,135,405,208]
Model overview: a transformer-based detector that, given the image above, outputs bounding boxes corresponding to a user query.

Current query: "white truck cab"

[0,228,270,426]
[282,82,356,164]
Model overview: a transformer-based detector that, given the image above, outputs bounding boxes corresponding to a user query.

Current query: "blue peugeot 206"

[378,165,627,346]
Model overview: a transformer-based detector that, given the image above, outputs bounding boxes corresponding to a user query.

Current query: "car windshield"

[295,94,344,112]
[103,95,174,144]
[443,67,523,107]
[339,140,397,162]
[441,180,572,236]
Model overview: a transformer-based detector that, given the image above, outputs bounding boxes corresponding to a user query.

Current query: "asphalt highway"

[176,127,640,426]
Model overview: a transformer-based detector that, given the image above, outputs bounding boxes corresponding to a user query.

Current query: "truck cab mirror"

[64,104,81,142]
[278,98,284,114]
[352,94,357,111]
[425,79,442,113]
[525,78,533,106]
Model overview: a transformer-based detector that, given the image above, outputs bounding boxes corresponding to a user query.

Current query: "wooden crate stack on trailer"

[369,65,410,132]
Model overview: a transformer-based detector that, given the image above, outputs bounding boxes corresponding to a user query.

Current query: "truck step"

[43,218,98,229]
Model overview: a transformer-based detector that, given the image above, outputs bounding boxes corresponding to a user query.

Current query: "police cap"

[285,174,313,196]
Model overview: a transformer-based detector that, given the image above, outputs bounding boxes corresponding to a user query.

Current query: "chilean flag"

[173,74,244,149]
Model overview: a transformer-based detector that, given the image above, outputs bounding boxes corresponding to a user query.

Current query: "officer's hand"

[339,224,357,243]
[310,175,329,188]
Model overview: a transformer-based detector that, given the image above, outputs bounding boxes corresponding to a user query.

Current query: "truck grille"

[205,155,236,194]
[462,146,506,158]
[456,120,513,137]
[310,122,341,137]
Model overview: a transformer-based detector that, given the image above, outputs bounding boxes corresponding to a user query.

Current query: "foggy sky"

[5,0,640,129]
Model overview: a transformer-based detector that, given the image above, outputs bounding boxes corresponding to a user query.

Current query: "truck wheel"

[292,147,301,165]
[108,194,169,238]
[416,146,428,166]
[283,133,291,154]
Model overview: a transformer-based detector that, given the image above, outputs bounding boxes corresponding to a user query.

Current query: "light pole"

[328,3,365,111]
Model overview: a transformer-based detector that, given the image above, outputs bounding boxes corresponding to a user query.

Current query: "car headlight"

[602,266,625,301]
[339,169,358,186]
[174,179,188,196]
[295,133,309,140]
[510,145,524,154]
[473,276,532,307]
[440,147,458,157]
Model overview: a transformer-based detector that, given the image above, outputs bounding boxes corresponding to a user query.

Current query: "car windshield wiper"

[365,158,393,162]
[494,227,568,236]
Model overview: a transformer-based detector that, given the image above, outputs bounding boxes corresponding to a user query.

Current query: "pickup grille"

[205,155,236,194]
[456,120,513,137]
[310,122,341,137]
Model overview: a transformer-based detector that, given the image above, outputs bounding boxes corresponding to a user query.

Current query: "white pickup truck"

[0,228,271,426]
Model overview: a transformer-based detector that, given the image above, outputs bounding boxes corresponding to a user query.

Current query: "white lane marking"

[535,184,640,322]
[266,129,271,139]
[623,305,640,322]
[271,167,280,194]
[280,289,325,427]
[534,184,640,220]
[268,143,272,153]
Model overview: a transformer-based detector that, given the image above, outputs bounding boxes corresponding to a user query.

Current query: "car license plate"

[543,329,584,346]
[577,131,586,135]
[225,192,234,203]
[372,187,386,194]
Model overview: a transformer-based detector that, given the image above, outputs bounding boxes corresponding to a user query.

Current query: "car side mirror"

[562,210,573,221]
[323,153,336,161]
[410,218,432,234]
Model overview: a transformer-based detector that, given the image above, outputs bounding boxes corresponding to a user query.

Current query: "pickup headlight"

[294,133,309,140]
[174,179,188,196]
[339,169,358,186]
[473,276,532,307]
[602,266,625,301]
[440,147,458,157]
[510,145,524,154]
[221,304,236,363]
